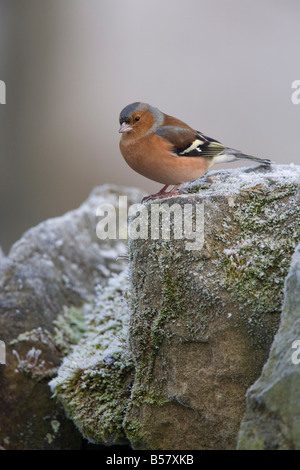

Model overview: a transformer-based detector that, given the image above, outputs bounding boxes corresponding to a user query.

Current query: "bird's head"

[119,102,163,137]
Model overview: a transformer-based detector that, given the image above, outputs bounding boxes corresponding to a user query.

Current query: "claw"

[142,184,181,202]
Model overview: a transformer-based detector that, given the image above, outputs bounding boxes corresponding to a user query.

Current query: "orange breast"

[120,134,212,185]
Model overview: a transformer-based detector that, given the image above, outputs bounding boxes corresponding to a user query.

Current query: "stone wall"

[1,165,300,449]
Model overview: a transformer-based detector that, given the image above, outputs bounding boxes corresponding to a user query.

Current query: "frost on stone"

[52,306,87,353]
[183,164,300,196]
[182,164,300,317]
[49,269,134,445]
[47,167,300,450]
[0,183,144,450]
[124,164,300,450]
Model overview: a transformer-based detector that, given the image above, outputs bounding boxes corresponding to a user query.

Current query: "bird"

[118,102,271,201]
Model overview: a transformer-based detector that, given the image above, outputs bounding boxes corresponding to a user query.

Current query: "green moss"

[125,244,189,423]
[237,429,265,450]
[50,171,300,449]
[123,418,146,448]
[53,349,134,444]
[132,247,185,375]
[150,261,185,348]
[184,183,211,193]
[52,306,87,353]
[218,182,300,336]
[50,270,134,446]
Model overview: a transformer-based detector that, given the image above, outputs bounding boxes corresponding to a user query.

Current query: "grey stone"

[0,184,143,449]
[51,165,300,450]
[237,243,300,450]
[124,165,300,450]
[49,269,134,446]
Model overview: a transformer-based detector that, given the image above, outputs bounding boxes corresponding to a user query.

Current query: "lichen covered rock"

[124,164,300,449]
[0,184,143,449]
[49,269,134,446]
[237,243,300,450]
[50,165,300,450]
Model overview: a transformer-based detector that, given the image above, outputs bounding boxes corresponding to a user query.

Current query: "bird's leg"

[157,184,170,195]
[161,184,181,198]
[142,185,169,202]
[142,184,181,202]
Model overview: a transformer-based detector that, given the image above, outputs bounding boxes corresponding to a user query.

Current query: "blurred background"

[0,0,299,253]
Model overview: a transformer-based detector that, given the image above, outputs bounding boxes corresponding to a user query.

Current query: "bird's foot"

[142,184,181,202]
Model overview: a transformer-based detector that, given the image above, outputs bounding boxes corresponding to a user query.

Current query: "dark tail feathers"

[225,147,271,165]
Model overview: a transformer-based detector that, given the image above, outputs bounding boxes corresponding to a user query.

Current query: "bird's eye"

[134,116,140,122]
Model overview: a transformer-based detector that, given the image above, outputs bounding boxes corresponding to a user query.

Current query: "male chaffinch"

[119,102,271,200]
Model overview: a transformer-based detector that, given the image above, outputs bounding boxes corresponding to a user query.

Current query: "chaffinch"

[119,102,271,200]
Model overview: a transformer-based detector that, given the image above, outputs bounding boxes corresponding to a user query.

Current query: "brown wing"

[156,126,225,157]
